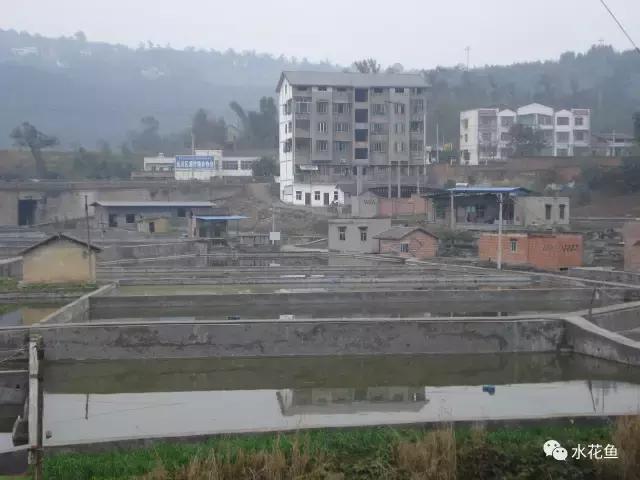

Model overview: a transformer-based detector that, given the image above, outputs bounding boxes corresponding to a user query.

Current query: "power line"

[599,0,640,54]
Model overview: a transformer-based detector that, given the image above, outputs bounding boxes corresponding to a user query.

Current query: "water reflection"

[43,381,640,447]
[0,305,62,326]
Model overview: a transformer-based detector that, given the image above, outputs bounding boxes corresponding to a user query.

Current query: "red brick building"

[375,227,439,259]
[478,232,583,271]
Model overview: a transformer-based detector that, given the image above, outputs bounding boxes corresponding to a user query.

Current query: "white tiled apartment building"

[460,103,591,165]
[276,71,429,205]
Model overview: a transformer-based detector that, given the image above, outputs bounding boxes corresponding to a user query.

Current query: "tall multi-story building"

[276,71,429,205]
[459,103,591,165]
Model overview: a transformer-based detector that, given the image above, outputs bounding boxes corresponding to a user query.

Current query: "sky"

[2,0,640,69]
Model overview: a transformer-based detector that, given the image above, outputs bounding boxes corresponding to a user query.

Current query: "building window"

[108,214,118,227]
[355,88,368,102]
[338,226,346,241]
[373,87,384,94]
[510,239,518,252]
[316,140,328,152]
[336,87,347,92]
[355,148,368,159]
[177,208,186,217]
[394,142,406,153]
[355,129,368,142]
[556,132,570,143]
[394,87,405,94]
[500,117,514,127]
[481,132,491,142]
[297,86,308,91]
[394,103,406,114]
[223,161,238,170]
[574,131,586,141]
[556,116,569,126]
[335,141,350,153]
[410,141,423,152]
[500,132,510,141]
[412,99,424,114]
[370,123,386,134]
[359,227,368,241]
[318,121,328,133]
[355,109,368,123]
[575,117,584,126]
[372,142,386,153]
[314,191,320,201]
[545,204,552,220]
[400,243,409,253]
[334,103,351,114]
[240,160,254,170]
[335,122,350,132]
[333,191,339,201]
[559,204,566,219]
[414,88,424,94]
[317,86,327,91]
[125,213,135,224]
[410,121,423,133]
[295,102,310,114]
[394,123,405,134]
[557,148,569,157]
[296,191,302,201]
[462,119,469,129]
[372,104,386,115]
[317,101,329,114]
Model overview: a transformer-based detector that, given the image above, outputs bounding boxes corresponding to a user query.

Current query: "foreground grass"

[0,277,97,293]
[38,418,640,480]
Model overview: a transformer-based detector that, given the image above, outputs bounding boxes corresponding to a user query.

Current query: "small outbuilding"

[374,226,439,259]
[20,233,101,284]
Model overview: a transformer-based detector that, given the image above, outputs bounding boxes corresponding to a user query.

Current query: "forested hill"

[1,28,639,149]
[0,29,336,148]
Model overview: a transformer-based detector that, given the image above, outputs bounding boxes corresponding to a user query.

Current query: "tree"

[252,156,278,177]
[10,122,59,178]
[192,109,227,149]
[229,97,277,148]
[128,116,162,153]
[352,58,381,74]
[507,124,548,157]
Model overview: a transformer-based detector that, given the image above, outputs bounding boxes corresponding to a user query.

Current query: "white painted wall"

[278,77,294,202]
[290,183,345,206]
[459,110,480,165]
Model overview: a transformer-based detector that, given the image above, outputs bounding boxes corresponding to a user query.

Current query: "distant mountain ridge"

[1,29,639,150]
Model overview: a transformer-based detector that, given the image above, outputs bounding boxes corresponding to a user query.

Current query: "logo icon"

[543,440,567,461]
[553,447,568,461]
[543,440,561,457]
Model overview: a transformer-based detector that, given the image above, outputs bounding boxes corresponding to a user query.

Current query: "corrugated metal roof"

[195,215,248,221]
[373,226,438,241]
[91,201,214,207]
[277,71,428,92]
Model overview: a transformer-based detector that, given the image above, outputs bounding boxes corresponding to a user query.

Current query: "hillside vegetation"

[1,29,639,151]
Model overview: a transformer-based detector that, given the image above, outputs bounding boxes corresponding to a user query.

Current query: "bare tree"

[352,58,381,74]
[10,122,59,178]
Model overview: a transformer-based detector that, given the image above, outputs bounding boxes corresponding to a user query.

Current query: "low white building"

[143,154,175,173]
[291,184,346,207]
[149,150,259,181]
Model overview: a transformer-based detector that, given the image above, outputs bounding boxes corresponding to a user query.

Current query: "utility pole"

[465,46,471,70]
[497,193,504,270]
[436,123,440,164]
[449,190,455,230]
[84,195,93,281]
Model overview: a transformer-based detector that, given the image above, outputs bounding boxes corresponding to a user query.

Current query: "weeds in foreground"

[612,416,640,480]
[139,436,328,480]
[394,427,456,480]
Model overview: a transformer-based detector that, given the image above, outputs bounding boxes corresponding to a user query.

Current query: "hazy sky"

[2,0,639,69]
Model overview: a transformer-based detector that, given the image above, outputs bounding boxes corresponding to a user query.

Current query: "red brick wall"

[379,231,438,259]
[527,234,582,270]
[622,222,640,272]
[478,234,529,265]
[378,194,428,217]
[478,233,582,270]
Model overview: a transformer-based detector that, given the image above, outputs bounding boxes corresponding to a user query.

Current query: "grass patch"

[0,278,97,293]
[36,419,640,479]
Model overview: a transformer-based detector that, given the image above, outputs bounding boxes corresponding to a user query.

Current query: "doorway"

[18,199,37,226]
[323,192,330,205]
[305,193,311,206]
[148,221,155,234]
